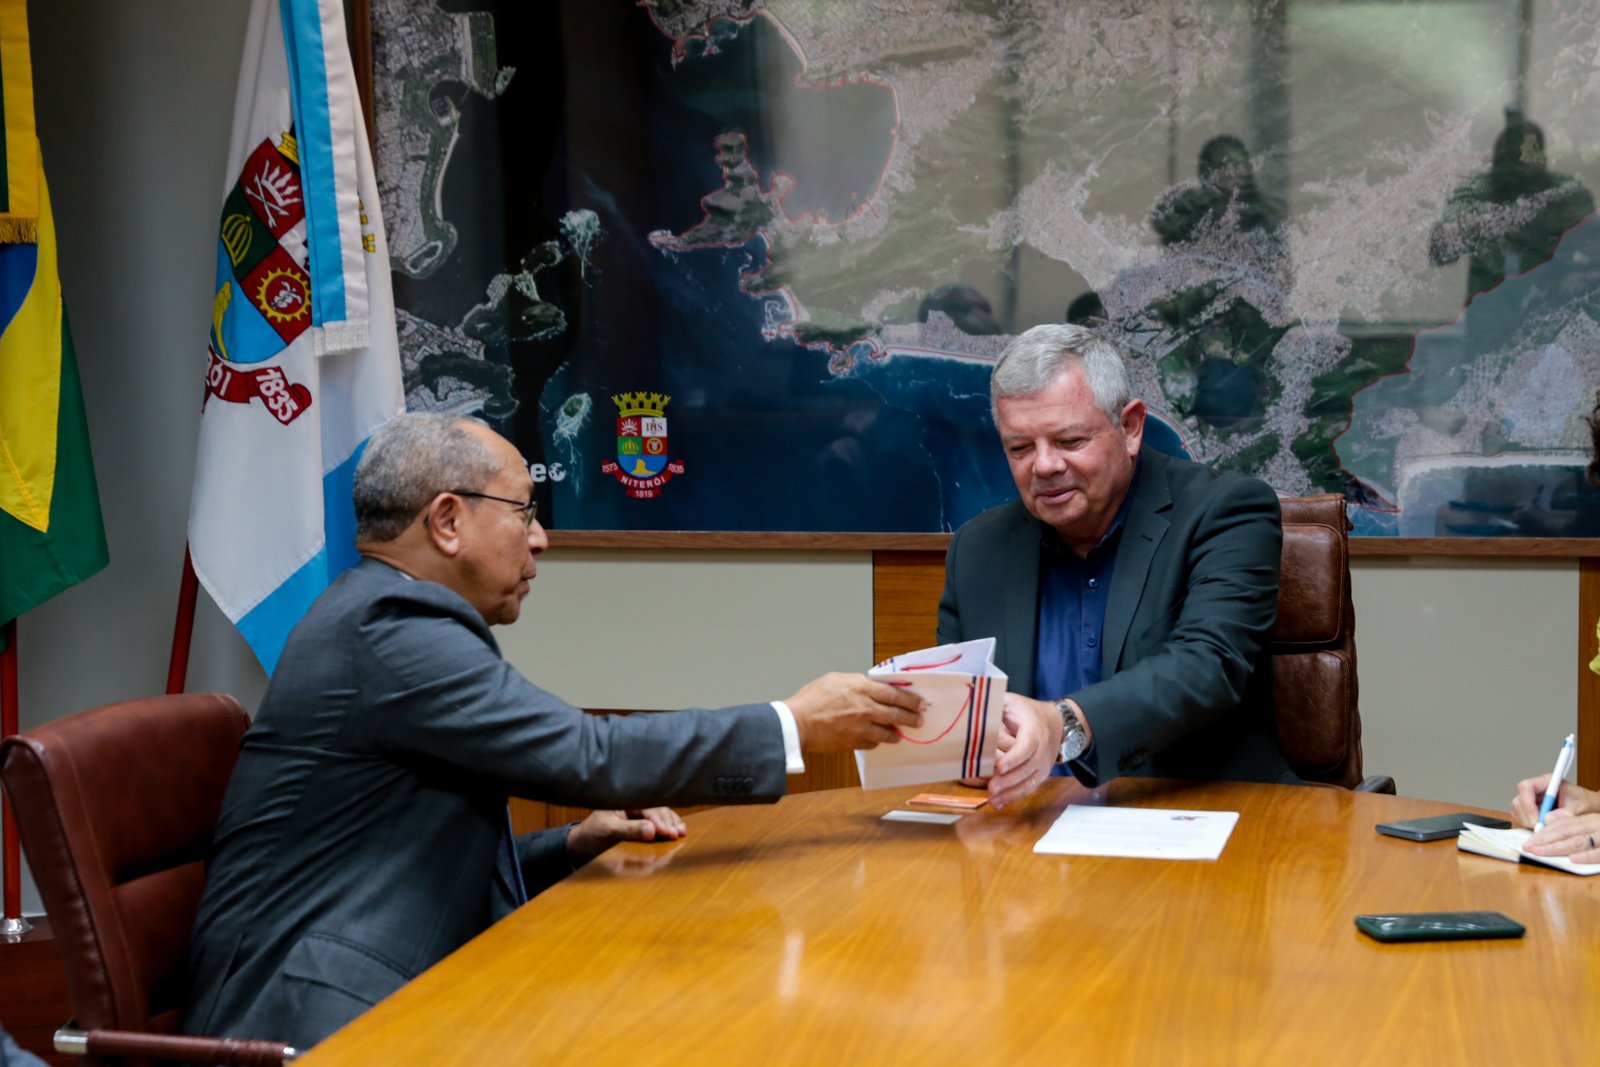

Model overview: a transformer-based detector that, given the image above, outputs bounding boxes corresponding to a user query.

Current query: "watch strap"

[1055,698,1087,763]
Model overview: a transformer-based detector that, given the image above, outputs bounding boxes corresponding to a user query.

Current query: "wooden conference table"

[297,779,1600,1065]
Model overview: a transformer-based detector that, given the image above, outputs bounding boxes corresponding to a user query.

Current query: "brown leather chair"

[0,693,296,1066]
[1273,495,1393,792]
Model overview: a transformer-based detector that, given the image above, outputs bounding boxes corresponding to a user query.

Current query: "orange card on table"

[908,792,989,809]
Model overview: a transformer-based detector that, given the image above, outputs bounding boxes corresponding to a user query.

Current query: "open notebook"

[1457,824,1600,876]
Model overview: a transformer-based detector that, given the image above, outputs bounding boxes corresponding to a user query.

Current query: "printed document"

[1034,805,1240,860]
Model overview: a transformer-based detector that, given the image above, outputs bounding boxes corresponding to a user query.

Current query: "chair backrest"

[1270,495,1362,788]
[0,693,248,1040]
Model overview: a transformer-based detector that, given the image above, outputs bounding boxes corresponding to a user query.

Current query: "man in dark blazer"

[182,414,924,1052]
[939,324,1292,809]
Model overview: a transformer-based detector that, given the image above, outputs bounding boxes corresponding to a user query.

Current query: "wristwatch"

[1055,698,1088,764]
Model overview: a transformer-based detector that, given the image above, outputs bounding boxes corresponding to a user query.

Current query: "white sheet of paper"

[882,810,962,825]
[1033,805,1240,860]
[873,637,1002,676]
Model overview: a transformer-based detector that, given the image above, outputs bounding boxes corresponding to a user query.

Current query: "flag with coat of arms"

[189,0,402,673]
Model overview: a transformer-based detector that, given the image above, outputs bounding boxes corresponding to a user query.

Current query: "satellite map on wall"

[372,0,1600,536]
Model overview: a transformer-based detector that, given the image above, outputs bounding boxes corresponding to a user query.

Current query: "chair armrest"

[1356,775,1397,795]
[55,1027,298,1065]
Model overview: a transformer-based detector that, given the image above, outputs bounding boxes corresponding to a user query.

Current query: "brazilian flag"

[0,0,107,632]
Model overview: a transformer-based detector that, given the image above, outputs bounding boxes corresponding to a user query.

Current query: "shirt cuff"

[770,700,806,774]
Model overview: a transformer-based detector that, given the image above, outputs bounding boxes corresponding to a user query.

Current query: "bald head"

[353,414,500,543]
[353,413,548,626]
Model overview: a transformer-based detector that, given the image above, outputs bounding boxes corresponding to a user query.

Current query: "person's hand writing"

[1523,808,1600,864]
[986,694,1065,810]
[1511,777,1600,829]
[566,807,686,857]
[785,672,925,751]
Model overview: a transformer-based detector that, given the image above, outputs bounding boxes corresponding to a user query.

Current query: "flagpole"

[1,617,32,935]
[166,547,199,696]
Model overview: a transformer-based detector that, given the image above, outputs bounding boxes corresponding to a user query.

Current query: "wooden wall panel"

[871,550,945,664]
[509,798,547,836]
[1580,558,1599,790]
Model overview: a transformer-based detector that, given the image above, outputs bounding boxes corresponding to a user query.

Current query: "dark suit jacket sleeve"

[354,589,787,809]
[934,522,967,646]
[516,825,582,898]
[1071,476,1281,785]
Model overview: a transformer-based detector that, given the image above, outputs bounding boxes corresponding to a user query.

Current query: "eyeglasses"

[446,490,539,528]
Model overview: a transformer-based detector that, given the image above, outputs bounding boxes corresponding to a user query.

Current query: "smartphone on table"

[1355,911,1524,943]
[1374,812,1511,842]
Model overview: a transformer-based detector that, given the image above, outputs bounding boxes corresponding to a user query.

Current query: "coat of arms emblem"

[601,392,684,499]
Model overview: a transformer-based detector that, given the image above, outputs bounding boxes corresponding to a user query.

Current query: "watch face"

[1057,701,1087,762]
[1061,725,1088,762]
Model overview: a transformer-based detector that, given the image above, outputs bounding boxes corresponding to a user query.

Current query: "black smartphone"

[1355,911,1525,943]
[1374,812,1512,842]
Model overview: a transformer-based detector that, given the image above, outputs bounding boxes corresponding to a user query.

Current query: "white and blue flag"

[189,0,402,674]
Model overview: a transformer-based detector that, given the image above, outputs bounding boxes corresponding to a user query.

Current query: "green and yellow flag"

[0,0,35,244]
[0,0,106,628]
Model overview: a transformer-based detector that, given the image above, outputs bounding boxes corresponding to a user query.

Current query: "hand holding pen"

[1510,734,1598,828]
[1512,736,1600,860]
[1535,734,1576,831]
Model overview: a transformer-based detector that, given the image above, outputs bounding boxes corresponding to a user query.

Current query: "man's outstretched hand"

[785,672,926,751]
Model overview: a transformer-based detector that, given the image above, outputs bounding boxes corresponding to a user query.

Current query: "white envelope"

[855,638,1008,789]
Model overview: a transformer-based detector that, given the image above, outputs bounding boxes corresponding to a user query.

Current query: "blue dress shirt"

[1034,465,1140,778]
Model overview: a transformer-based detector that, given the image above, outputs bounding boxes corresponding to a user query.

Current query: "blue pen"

[1536,733,1577,830]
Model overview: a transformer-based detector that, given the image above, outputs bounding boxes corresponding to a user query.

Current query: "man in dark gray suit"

[182,414,924,1051]
[940,324,1293,809]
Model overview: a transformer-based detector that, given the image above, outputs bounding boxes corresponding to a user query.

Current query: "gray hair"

[990,323,1131,426]
[353,413,500,542]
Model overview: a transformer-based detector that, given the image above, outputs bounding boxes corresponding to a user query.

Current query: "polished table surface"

[297,779,1600,1065]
